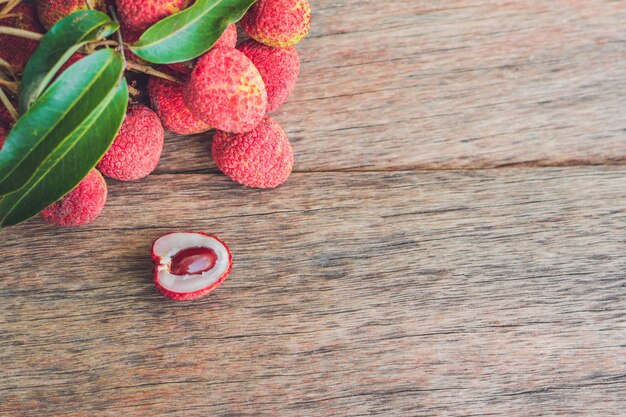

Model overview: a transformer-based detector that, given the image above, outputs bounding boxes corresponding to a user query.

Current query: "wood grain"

[1,168,625,416]
[156,0,626,173]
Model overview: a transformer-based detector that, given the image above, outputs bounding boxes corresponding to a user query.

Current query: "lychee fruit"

[0,3,44,73]
[237,39,299,113]
[0,126,7,150]
[152,232,232,301]
[115,0,191,32]
[36,0,107,30]
[40,169,108,226]
[183,48,267,134]
[162,24,237,75]
[97,105,164,181]
[213,23,237,49]
[212,116,293,188]
[241,0,311,48]
[148,75,211,135]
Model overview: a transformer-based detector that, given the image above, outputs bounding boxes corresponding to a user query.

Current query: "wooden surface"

[2,1,626,416]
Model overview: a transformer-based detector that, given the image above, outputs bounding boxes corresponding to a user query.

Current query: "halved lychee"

[152,232,232,301]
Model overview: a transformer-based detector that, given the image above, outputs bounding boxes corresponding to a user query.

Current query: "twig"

[0,57,15,78]
[1,0,21,16]
[0,86,17,122]
[126,61,182,83]
[0,26,43,40]
[0,78,18,94]
[128,84,140,96]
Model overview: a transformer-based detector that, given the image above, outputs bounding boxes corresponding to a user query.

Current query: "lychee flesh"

[40,169,108,226]
[183,48,267,134]
[36,0,107,30]
[97,105,164,181]
[148,75,211,135]
[152,232,232,301]
[241,0,311,48]
[237,39,300,113]
[212,116,294,188]
[115,0,191,32]
[0,3,44,73]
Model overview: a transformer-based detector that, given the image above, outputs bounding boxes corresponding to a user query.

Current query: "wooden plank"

[156,0,626,173]
[1,167,624,416]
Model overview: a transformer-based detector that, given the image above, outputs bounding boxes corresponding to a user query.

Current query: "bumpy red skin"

[152,232,233,301]
[237,39,299,113]
[116,0,191,32]
[148,75,211,135]
[37,0,107,30]
[40,169,108,226]
[163,24,238,75]
[241,0,311,48]
[0,127,7,150]
[0,4,44,73]
[183,48,267,134]
[212,116,293,188]
[97,105,164,181]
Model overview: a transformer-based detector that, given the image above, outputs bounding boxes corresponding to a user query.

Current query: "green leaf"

[0,49,124,196]
[131,0,256,64]
[0,72,128,226]
[19,10,119,114]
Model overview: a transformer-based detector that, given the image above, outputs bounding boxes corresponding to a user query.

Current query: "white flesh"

[154,233,230,293]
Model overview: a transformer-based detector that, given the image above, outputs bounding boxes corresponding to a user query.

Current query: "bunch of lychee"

[0,0,311,226]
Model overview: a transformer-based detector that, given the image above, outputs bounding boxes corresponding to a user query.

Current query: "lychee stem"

[0,26,43,40]
[126,61,183,84]
[0,0,21,16]
[128,84,140,96]
[0,57,15,77]
[0,86,17,121]
[0,78,18,93]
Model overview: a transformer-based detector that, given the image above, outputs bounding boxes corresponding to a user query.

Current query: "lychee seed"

[183,48,267,134]
[40,169,108,227]
[237,39,300,113]
[152,232,232,301]
[212,116,294,188]
[241,0,311,48]
[97,105,164,181]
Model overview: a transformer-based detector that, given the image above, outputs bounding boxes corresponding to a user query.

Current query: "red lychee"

[0,126,7,149]
[162,24,238,75]
[237,39,299,113]
[212,116,293,188]
[0,3,44,73]
[241,0,311,48]
[183,48,267,134]
[36,0,107,30]
[148,75,211,135]
[97,105,164,181]
[115,0,191,32]
[152,232,233,301]
[40,169,108,226]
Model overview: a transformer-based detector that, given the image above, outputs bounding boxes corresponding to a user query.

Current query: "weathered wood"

[1,168,625,416]
[156,0,626,173]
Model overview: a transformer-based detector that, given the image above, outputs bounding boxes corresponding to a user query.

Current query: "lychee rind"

[241,0,311,48]
[237,39,299,113]
[212,116,293,188]
[148,75,211,135]
[36,0,107,30]
[115,0,191,32]
[152,232,233,301]
[97,105,164,181]
[0,4,44,73]
[213,23,237,49]
[40,169,108,226]
[0,127,7,150]
[183,48,267,134]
